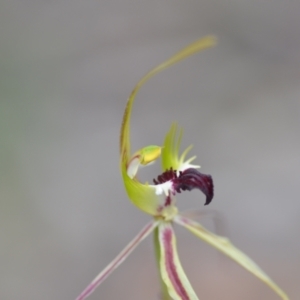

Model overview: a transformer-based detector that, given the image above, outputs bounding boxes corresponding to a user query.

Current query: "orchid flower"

[76,36,288,300]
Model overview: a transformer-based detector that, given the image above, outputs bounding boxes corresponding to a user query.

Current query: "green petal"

[161,123,182,171]
[175,215,289,300]
[158,222,199,300]
[161,123,200,171]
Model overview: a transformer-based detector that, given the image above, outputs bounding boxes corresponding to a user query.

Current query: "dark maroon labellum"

[153,168,214,206]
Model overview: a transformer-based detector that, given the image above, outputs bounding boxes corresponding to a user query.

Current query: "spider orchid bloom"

[76,37,288,300]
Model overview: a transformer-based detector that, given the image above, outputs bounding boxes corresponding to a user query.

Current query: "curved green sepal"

[120,36,217,170]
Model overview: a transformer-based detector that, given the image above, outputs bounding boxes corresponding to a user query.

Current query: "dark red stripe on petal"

[162,228,190,300]
[174,168,214,205]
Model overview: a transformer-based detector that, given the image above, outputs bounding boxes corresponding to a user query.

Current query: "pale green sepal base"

[122,165,162,216]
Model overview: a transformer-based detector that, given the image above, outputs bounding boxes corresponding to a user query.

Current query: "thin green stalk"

[153,227,171,300]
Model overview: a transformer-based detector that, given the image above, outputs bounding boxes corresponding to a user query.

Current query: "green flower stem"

[153,226,171,300]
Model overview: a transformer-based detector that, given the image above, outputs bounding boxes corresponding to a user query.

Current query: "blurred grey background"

[1,1,299,299]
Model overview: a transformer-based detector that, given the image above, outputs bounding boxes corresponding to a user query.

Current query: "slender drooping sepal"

[153,227,172,300]
[76,221,159,300]
[158,222,198,300]
[174,215,289,300]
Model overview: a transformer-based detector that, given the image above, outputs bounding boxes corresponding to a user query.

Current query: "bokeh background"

[1,1,299,299]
